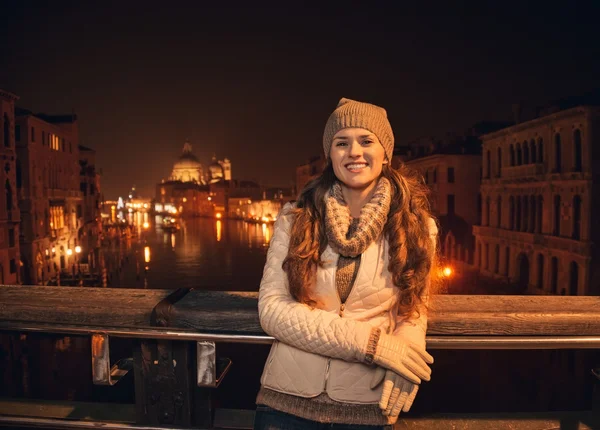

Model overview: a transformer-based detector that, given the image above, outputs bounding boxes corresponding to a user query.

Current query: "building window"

[447,167,455,183]
[538,138,544,163]
[3,114,9,147]
[553,195,561,236]
[572,195,581,240]
[573,129,582,172]
[515,196,521,231]
[537,254,544,289]
[9,259,16,274]
[497,147,502,177]
[529,195,536,233]
[523,196,529,232]
[447,194,455,216]
[510,145,515,166]
[42,131,46,146]
[554,133,562,172]
[494,244,500,273]
[516,143,522,165]
[77,204,83,219]
[536,195,543,234]
[16,160,22,189]
[15,125,20,142]
[8,228,15,247]
[550,257,559,294]
[509,196,515,230]
[31,126,35,142]
[505,246,510,276]
[523,141,529,164]
[80,182,87,196]
[530,139,537,163]
[496,196,502,227]
[569,261,579,295]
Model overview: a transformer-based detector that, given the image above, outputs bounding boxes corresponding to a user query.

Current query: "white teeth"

[346,164,367,170]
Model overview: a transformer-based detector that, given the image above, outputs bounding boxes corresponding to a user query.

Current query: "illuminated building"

[15,108,83,284]
[170,141,205,184]
[0,89,21,284]
[475,104,599,295]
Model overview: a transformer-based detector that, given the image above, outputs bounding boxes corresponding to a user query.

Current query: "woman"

[255,98,438,429]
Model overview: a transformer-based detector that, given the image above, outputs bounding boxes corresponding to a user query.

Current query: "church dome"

[170,141,205,184]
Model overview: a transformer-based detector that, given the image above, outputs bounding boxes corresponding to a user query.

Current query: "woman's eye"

[336,141,347,147]
[362,140,373,145]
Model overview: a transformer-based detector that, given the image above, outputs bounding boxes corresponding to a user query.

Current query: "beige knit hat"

[323,98,394,160]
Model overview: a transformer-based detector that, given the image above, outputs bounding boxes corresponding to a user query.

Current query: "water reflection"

[106,217,274,291]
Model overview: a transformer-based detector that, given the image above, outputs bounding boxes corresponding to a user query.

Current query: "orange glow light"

[443,267,452,277]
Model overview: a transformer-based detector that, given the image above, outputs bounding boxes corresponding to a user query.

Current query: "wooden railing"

[0,285,599,429]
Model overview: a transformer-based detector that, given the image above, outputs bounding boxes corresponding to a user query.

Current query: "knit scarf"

[325,177,392,257]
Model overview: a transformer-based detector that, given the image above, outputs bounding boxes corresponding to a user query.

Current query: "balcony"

[473,226,592,256]
[501,163,545,181]
[0,285,598,429]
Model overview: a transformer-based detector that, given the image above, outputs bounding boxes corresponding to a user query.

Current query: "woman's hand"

[372,333,433,384]
[371,367,419,417]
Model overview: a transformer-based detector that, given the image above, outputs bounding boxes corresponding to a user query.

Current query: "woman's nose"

[348,141,362,157]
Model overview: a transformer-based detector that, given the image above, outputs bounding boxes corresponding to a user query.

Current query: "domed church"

[170,141,205,185]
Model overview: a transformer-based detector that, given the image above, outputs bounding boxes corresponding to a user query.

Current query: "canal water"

[104,217,273,291]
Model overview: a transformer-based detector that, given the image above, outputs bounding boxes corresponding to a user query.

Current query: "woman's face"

[330,128,387,191]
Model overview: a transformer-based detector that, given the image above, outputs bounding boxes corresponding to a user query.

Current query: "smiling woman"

[254,98,439,429]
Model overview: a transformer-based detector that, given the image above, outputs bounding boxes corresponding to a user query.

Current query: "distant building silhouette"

[0,89,21,285]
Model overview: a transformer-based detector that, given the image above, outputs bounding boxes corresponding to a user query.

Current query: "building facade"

[78,145,102,270]
[0,89,21,285]
[15,111,83,284]
[296,155,326,196]
[474,106,599,295]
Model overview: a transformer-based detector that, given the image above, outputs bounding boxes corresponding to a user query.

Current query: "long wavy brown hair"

[282,162,438,319]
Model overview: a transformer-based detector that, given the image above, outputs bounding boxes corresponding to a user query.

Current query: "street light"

[75,246,82,277]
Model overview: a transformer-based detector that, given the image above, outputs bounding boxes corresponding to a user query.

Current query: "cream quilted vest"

[258,204,436,404]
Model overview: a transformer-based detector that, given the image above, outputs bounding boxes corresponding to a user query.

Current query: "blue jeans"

[254,405,393,430]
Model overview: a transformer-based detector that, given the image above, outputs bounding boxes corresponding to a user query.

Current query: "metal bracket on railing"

[91,333,133,386]
[196,341,232,388]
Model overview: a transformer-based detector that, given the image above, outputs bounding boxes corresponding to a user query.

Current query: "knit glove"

[372,333,433,384]
[371,367,419,417]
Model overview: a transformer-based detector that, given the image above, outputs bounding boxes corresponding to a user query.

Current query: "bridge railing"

[0,285,599,429]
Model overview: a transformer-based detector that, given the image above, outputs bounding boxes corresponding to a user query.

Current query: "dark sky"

[1,2,599,199]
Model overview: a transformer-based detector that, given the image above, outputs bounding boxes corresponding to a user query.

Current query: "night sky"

[1,2,599,199]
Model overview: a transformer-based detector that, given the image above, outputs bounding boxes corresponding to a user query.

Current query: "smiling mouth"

[345,163,369,172]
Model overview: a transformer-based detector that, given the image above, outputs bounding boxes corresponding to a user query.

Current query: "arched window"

[5,180,12,212]
[530,139,537,163]
[516,143,522,165]
[497,196,502,227]
[550,257,559,294]
[494,244,500,273]
[523,196,529,232]
[553,195,561,236]
[509,196,515,230]
[486,150,491,178]
[523,141,529,164]
[510,145,515,166]
[572,195,582,240]
[536,195,543,233]
[505,246,510,276]
[497,147,502,177]
[537,254,544,289]
[573,129,582,172]
[569,261,579,296]
[554,133,562,172]
[485,197,491,226]
[538,138,544,163]
[515,196,522,231]
[3,114,9,148]
[529,195,536,233]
